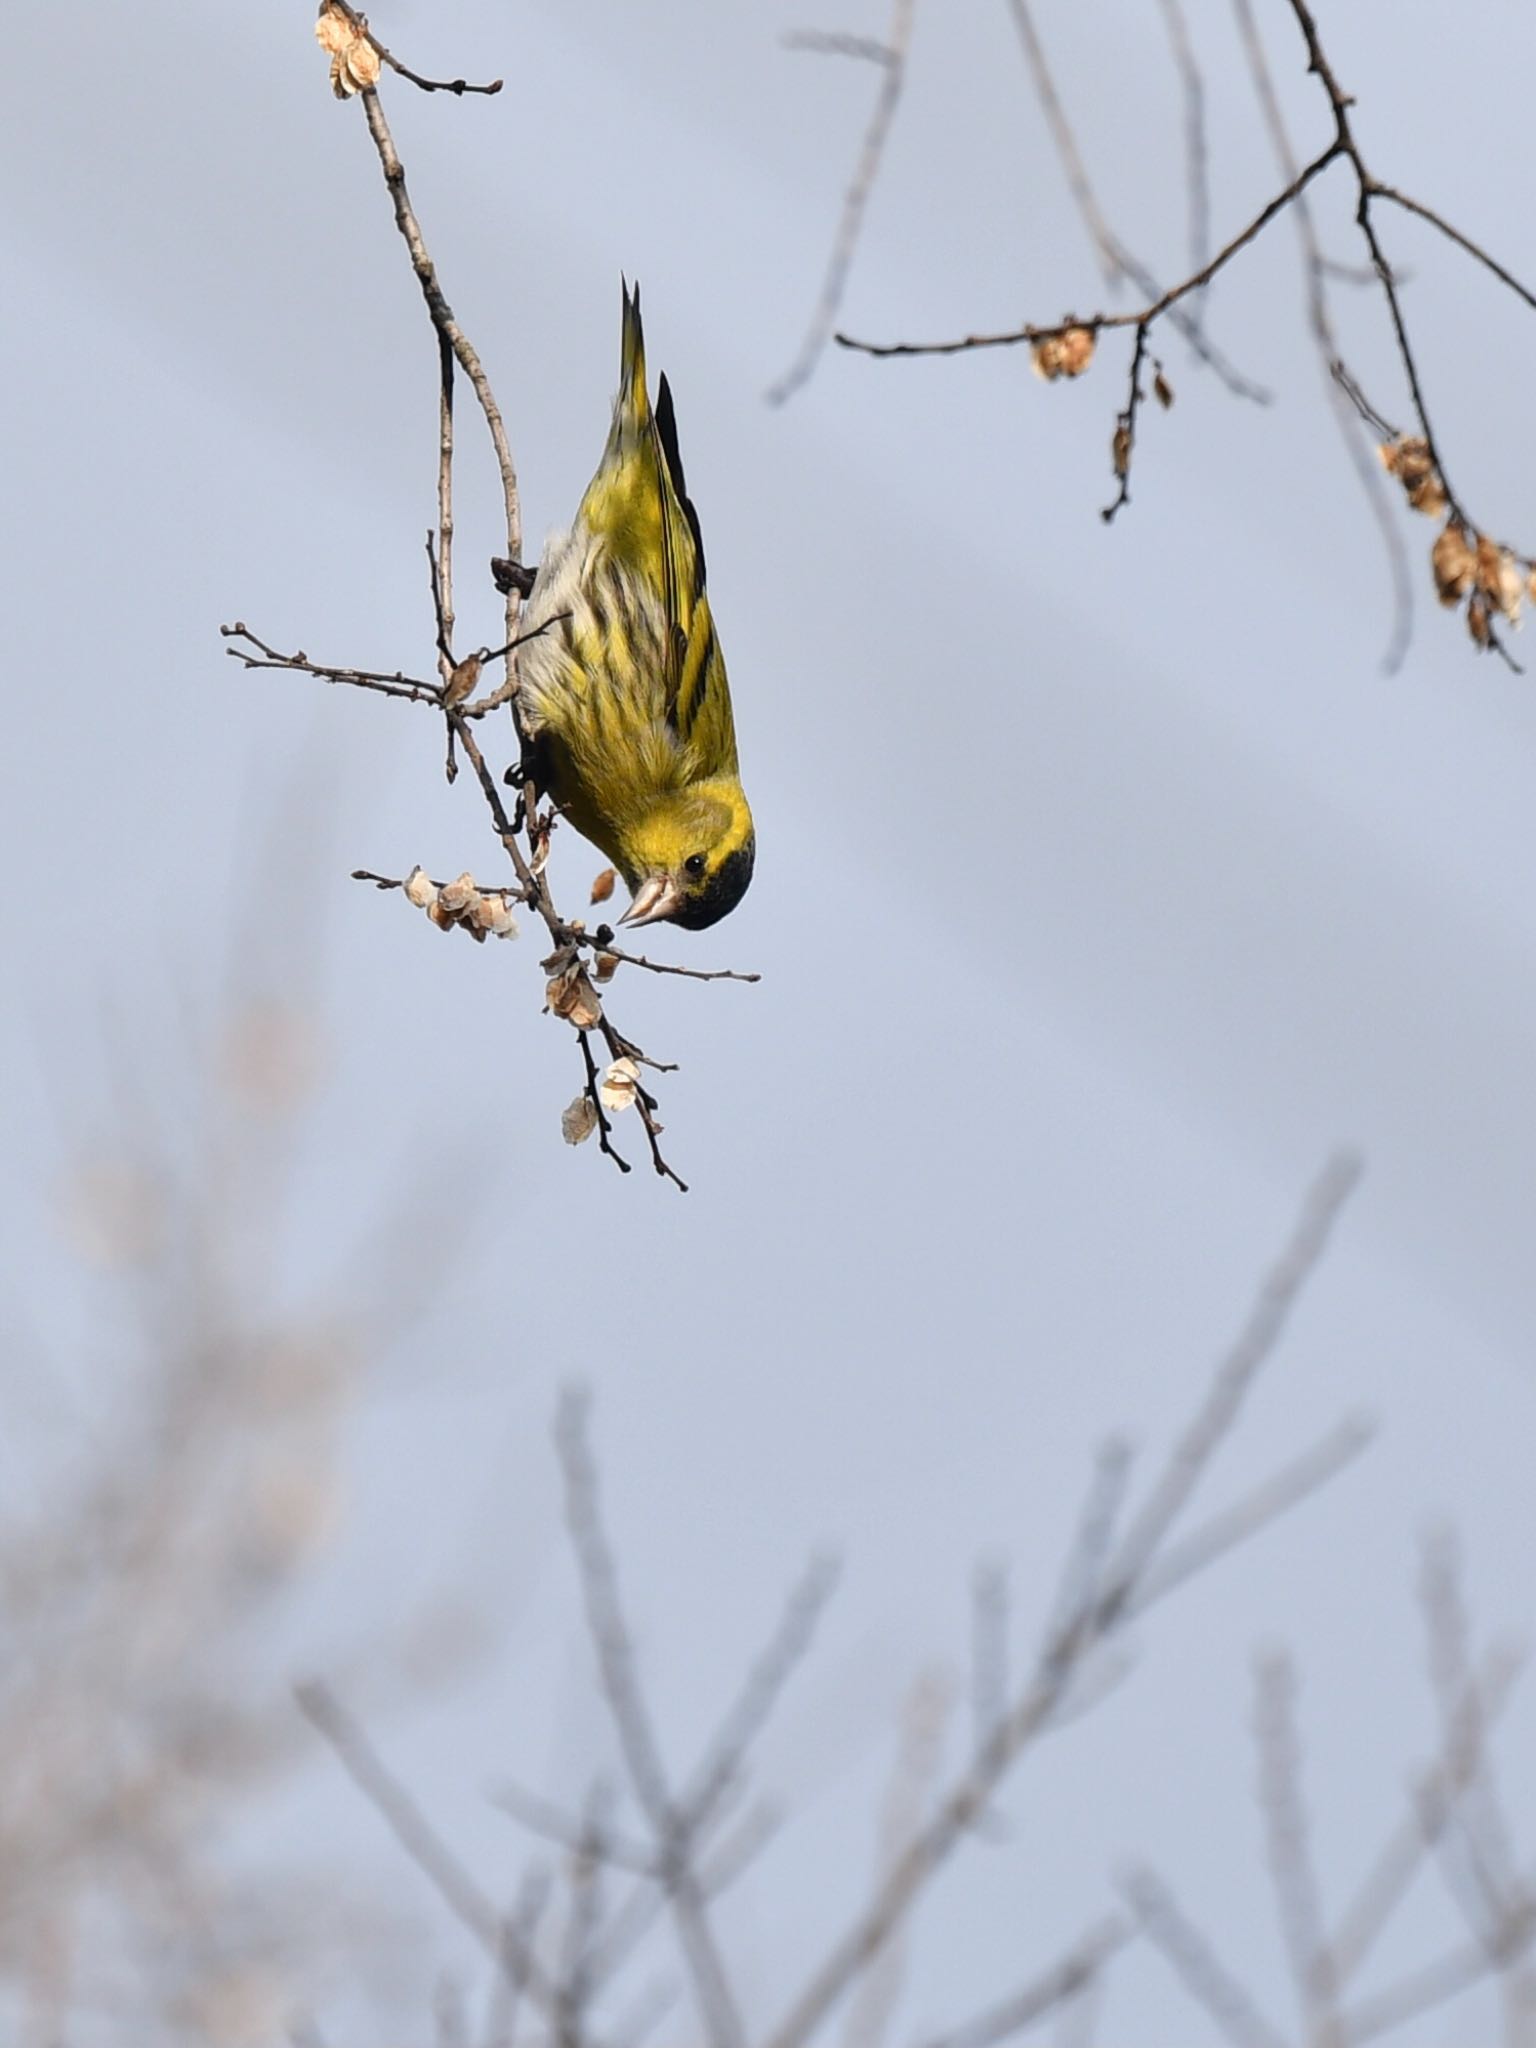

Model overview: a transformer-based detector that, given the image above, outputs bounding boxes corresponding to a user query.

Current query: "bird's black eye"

[684,852,707,878]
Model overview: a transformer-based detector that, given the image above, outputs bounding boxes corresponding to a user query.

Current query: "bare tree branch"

[1252,1651,1344,2047]
[555,1390,747,2048]
[1329,1645,1525,1983]
[1229,0,1413,674]
[294,1681,561,2024]
[769,0,916,404]
[1119,1865,1287,2048]
[760,1155,1362,2048]
[912,1917,1134,2048]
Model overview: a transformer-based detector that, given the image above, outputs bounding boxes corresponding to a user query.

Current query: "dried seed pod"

[562,1095,599,1146]
[593,951,620,983]
[403,866,436,909]
[315,1,380,95]
[1057,325,1095,376]
[438,872,477,916]
[1381,436,1447,516]
[1467,593,1492,647]
[590,867,618,906]
[1393,437,1435,490]
[1496,551,1524,624]
[1031,326,1095,381]
[1153,368,1174,410]
[1431,524,1476,607]
[1111,423,1131,478]
[1471,536,1524,623]
[443,653,483,708]
[598,1057,640,1114]
[546,966,603,1031]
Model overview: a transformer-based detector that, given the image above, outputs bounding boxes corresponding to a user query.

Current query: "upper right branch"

[835,0,1536,663]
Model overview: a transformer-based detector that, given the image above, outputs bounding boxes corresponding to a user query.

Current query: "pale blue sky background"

[4,1,1536,2040]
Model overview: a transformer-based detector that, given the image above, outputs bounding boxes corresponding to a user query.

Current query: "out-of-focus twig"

[769,0,916,405]
[913,1916,1133,2048]
[1252,1651,1343,2047]
[1004,0,1263,401]
[326,0,503,95]
[1329,1644,1525,1983]
[1119,1865,1287,2048]
[760,1155,1362,2048]
[1153,0,1209,297]
[1229,0,1412,673]
[841,1671,952,2048]
[294,1682,560,2023]
[555,1390,746,2048]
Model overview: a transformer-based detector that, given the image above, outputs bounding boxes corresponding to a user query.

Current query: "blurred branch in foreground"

[0,973,479,2046]
[300,1155,1524,2043]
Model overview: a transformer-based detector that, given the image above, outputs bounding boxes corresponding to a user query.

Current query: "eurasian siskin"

[517,284,754,931]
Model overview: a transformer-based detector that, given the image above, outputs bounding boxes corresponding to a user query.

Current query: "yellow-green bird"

[517,284,755,930]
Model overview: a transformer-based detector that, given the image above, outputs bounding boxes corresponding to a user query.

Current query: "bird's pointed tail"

[616,278,652,440]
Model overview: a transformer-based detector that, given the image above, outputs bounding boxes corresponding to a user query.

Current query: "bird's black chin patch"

[671,835,756,930]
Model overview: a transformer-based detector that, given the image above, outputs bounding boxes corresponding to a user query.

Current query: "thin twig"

[1328,1645,1523,1982]
[294,1681,560,2021]
[583,1555,838,1995]
[1152,0,1210,300]
[349,874,760,984]
[1339,1933,1521,2044]
[1004,0,1263,399]
[355,83,521,630]
[842,1671,953,2048]
[554,1782,613,2048]
[1369,185,1536,314]
[480,1864,554,2048]
[1095,1153,1361,1614]
[492,1782,655,1875]
[836,138,1344,359]
[968,1555,1011,1836]
[1252,1651,1344,2047]
[679,1551,842,1838]
[1037,1438,1134,1673]
[1418,1531,1532,1955]
[589,943,762,987]
[326,1,503,95]
[911,1917,1134,2048]
[1281,0,1534,665]
[769,0,916,405]
[1004,0,1120,288]
[1120,1866,1288,2048]
[760,1156,1362,2048]
[555,1390,745,2048]
[1101,323,1150,522]
[1126,1413,1374,1618]
[1229,0,1413,673]
[575,1029,632,1177]
[221,625,443,705]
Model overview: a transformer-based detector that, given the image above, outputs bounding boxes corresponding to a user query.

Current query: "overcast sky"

[4,2,1536,2041]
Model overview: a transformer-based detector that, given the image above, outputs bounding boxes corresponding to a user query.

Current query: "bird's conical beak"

[619,873,681,928]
